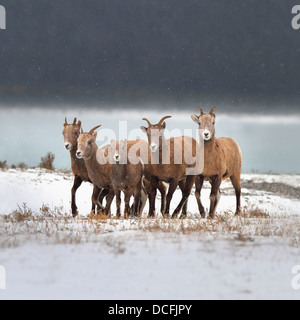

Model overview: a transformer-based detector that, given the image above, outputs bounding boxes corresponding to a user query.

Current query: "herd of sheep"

[63,106,242,219]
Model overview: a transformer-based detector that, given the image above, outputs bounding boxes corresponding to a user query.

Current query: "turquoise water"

[0,106,300,174]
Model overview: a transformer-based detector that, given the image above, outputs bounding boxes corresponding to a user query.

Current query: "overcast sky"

[0,0,300,110]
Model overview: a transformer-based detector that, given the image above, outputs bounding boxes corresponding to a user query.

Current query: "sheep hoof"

[200,212,206,219]
[97,209,105,216]
[148,211,156,218]
[90,209,95,215]
[72,211,78,218]
[235,210,241,216]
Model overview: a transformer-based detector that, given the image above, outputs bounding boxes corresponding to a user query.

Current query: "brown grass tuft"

[40,152,55,170]
[88,211,112,221]
[10,203,34,222]
[241,206,270,219]
[0,160,8,170]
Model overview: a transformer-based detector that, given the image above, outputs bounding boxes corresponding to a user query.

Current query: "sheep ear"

[191,114,200,124]
[80,127,83,134]
[93,132,98,138]
[141,126,147,133]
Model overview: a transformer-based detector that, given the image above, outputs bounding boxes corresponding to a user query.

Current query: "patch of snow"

[0,233,299,300]
[0,169,300,300]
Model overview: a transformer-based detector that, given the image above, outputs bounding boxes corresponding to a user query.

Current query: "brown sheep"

[141,116,201,218]
[116,138,167,217]
[191,106,242,218]
[77,125,167,218]
[76,125,119,215]
[62,118,103,217]
[109,139,148,218]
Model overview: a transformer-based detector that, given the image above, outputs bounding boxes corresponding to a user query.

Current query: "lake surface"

[0,106,300,174]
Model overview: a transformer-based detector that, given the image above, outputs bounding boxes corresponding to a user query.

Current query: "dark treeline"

[0,0,300,109]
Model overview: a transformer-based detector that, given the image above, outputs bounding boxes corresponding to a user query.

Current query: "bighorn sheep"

[191,106,242,218]
[76,125,119,215]
[109,139,148,218]
[77,127,166,218]
[63,118,103,217]
[141,116,200,218]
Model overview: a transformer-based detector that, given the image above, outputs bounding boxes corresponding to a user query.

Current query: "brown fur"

[141,116,200,218]
[77,127,167,218]
[62,118,101,217]
[76,126,119,215]
[109,139,148,218]
[119,138,167,215]
[191,107,242,218]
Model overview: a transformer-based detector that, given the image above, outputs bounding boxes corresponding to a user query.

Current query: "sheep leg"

[71,176,83,218]
[124,192,132,219]
[91,185,102,214]
[165,179,179,217]
[104,188,115,216]
[92,188,107,214]
[209,176,222,219]
[98,188,110,206]
[116,190,122,218]
[172,175,196,219]
[178,179,188,216]
[148,178,159,217]
[133,187,142,217]
[230,174,241,215]
[158,181,167,214]
[195,175,206,218]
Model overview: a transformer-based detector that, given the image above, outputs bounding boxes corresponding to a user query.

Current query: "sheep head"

[109,139,128,164]
[191,106,216,141]
[76,125,101,160]
[141,116,172,153]
[62,117,82,151]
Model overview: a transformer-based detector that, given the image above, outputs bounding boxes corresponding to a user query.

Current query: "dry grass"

[40,152,55,171]
[10,162,28,170]
[10,203,34,222]
[0,204,299,249]
[87,211,112,221]
[0,160,8,170]
[240,206,270,219]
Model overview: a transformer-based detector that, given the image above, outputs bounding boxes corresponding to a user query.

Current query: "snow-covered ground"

[0,169,300,300]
